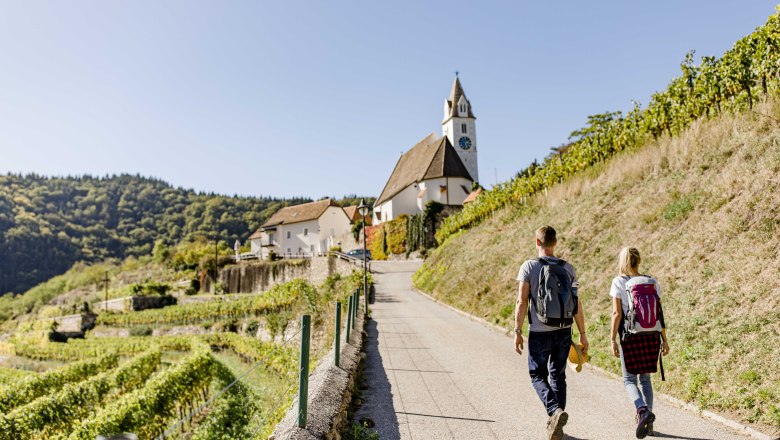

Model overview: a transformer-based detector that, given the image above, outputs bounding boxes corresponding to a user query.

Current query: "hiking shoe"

[647,421,654,437]
[635,409,656,439]
[547,408,568,440]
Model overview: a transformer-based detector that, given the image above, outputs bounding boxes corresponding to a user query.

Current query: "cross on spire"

[455,70,459,77]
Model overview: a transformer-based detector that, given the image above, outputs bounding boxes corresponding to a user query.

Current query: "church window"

[461,123,467,133]
[304,228,308,236]
[287,231,291,239]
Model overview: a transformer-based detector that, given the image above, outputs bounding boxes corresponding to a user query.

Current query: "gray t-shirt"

[517,256,578,333]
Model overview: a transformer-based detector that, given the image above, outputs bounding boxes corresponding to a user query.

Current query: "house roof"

[261,198,339,228]
[344,205,372,225]
[248,229,263,240]
[463,188,483,204]
[375,133,473,206]
[343,205,358,221]
[444,76,475,120]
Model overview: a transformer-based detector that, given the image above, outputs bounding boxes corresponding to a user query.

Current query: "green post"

[297,315,311,428]
[352,289,358,327]
[334,302,341,367]
[346,296,353,343]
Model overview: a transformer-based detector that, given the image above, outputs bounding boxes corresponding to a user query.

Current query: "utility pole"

[103,271,109,313]
[214,238,219,294]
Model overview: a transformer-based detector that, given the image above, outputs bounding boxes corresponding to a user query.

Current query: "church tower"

[442,75,478,183]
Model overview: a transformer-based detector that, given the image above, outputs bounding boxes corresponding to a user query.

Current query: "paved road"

[355,260,751,440]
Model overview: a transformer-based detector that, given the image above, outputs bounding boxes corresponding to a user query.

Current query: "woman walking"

[610,247,670,439]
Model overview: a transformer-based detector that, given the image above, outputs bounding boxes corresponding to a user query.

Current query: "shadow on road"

[357,318,401,439]
[651,432,715,440]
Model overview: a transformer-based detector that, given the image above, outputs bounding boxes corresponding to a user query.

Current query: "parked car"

[346,249,371,260]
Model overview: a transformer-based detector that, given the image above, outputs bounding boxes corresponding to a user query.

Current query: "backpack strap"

[536,257,549,266]
[659,342,666,381]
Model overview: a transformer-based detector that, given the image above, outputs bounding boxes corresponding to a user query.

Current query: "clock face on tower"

[458,136,472,150]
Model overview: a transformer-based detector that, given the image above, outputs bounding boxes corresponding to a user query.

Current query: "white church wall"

[418,177,473,208]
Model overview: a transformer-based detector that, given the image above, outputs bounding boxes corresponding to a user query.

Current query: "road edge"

[410,286,775,440]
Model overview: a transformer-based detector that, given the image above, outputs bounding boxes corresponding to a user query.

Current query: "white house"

[373,76,478,224]
[248,199,357,259]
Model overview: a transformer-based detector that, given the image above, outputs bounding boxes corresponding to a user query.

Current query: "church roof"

[445,76,475,120]
[260,198,339,228]
[375,133,473,206]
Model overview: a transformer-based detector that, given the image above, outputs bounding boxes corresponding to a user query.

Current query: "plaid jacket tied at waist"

[621,332,661,375]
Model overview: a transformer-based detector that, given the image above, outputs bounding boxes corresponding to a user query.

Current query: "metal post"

[297,315,311,428]
[363,224,368,315]
[346,296,353,343]
[353,289,358,320]
[334,301,341,367]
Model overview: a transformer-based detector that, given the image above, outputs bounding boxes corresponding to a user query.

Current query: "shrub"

[129,325,153,337]
[184,278,200,296]
[130,281,171,296]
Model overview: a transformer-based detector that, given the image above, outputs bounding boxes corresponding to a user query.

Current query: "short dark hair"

[535,226,557,247]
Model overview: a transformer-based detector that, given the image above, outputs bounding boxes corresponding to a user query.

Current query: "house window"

[310,245,314,252]
[461,123,467,133]
[286,231,291,239]
[269,233,274,244]
[304,228,308,237]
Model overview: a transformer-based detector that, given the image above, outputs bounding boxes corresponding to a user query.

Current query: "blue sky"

[1,1,777,198]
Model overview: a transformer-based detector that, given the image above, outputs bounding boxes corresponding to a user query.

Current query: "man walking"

[514,226,589,440]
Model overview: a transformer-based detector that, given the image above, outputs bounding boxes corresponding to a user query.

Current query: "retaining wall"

[206,256,357,294]
[271,312,366,440]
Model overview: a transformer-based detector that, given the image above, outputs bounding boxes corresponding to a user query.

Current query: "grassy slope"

[414,103,780,432]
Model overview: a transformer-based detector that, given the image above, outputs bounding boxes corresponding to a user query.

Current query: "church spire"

[445,75,475,120]
[442,75,479,183]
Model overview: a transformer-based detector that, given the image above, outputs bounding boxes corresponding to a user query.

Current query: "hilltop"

[414,101,780,432]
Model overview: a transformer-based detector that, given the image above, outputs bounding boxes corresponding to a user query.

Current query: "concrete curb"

[411,287,776,440]
[271,312,367,440]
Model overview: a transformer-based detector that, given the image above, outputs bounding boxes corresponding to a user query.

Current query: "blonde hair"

[618,247,641,276]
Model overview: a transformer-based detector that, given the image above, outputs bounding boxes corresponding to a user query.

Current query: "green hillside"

[0,173,373,297]
[415,102,780,431]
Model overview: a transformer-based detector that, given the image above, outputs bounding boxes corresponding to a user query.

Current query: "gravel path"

[355,260,751,440]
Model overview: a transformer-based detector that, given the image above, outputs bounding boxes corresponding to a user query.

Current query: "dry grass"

[414,100,780,434]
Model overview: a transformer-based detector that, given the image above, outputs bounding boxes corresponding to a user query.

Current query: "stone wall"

[53,314,83,332]
[271,311,366,440]
[206,256,358,294]
[93,295,176,313]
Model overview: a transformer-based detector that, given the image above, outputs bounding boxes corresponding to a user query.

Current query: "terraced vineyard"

[0,275,358,439]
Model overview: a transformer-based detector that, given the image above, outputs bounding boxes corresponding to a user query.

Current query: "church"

[373,76,479,224]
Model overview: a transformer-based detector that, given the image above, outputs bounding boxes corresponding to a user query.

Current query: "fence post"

[334,301,341,367]
[352,289,358,327]
[297,314,311,428]
[346,296,353,343]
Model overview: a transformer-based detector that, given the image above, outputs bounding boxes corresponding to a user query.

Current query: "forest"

[0,173,368,296]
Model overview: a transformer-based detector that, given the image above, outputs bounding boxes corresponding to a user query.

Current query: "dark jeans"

[528,328,571,416]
